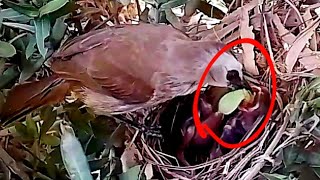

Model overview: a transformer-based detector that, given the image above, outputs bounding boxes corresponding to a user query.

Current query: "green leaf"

[41,134,60,146]
[0,8,32,23]
[26,114,39,138]
[45,157,57,179]
[0,66,19,89]
[48,148,63,164]
[14,122,29,137]
[2,22,35,33]
[39,0,69,17]
[0,41,16,58]
[51,16,67,47]
[119,165,141,180]
[60,124,93,180]
[261,173,288,180]
[308,77,320,90]
[66,107,94,135]
[218,89,250,115]
[2,0,39,17]
[25,34,37,59]
[19,54,46,82]
[47,0,76,20]
[34,17,51,59]
[39,106,57,137]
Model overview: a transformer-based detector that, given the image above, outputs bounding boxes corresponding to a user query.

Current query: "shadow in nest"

[156,87,233,166]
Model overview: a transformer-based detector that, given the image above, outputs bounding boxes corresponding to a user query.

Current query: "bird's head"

[207,51,251,91]
[226,69,252,91]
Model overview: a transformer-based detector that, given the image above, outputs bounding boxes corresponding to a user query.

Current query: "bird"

[210,85,270,159]
[0,23,249,123]
[176,96,224,166]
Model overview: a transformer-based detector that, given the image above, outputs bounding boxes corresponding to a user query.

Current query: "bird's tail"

[0,75,70,125]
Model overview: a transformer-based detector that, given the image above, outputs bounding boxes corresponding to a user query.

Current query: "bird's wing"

[51,24,197,104]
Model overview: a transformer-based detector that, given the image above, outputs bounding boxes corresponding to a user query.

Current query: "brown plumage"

[1,23,245,122]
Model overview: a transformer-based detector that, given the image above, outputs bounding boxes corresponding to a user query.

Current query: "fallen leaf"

[273,14,320,72]
[204,0,258,41]
[223,30,240,44]
[120,143,142,172]
[284,9,302,28]
[262,173,288,180]
[239,7,259,75]
[285,17,320,72]
[272,14,295,44]
[144,163,153,180]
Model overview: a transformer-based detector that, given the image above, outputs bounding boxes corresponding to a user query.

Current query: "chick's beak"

[226,70,252,91]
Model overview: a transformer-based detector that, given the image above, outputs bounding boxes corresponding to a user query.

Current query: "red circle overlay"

[192,38,277,149]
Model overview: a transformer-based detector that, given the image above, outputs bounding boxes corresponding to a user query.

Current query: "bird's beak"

[226,70,252,91]
[228,78,252,91]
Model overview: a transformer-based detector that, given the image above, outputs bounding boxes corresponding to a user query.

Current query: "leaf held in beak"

[218,88,253,115]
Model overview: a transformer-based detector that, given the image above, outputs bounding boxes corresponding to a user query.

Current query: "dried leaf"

[0,147,30,180]
[273,14,320,71]
[144,164,153,180]
[159,0,188,10]
[284,9,302,27]
[208,21,239,41]
[117,0,131,6]
[120,144,142,172]
[239,7,258,75]
[272,14,295,44]
[285,17,320,72]
[261,173,288,180]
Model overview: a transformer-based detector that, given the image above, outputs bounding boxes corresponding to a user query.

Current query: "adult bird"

[0,23,249,123]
